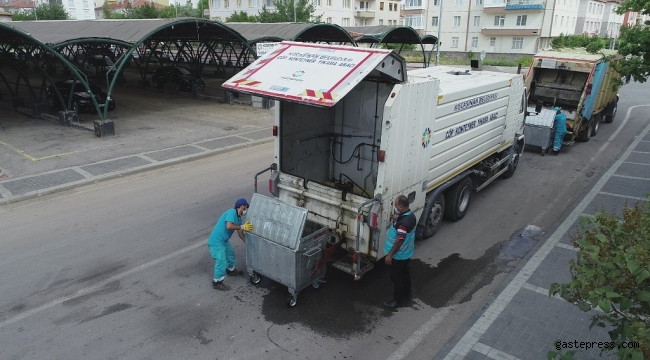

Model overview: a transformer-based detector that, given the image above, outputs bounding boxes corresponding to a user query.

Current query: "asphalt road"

[0,80,648,360]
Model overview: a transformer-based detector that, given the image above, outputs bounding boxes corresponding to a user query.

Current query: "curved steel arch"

[52,38,136,51]
[0,22,107,119]
[420,35,440,67]
[376,26,426,68]
[293,23,357,45]
[354,35,381,48]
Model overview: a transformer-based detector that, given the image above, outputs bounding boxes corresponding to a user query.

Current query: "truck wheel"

[501,143,520,179]
[421,193,445,239]
[444,177,473,222]
[591,114,600,136]
[577,121,591,142]
[604,101,617,123]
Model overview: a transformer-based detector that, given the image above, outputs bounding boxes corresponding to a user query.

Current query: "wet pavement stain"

[80,303,133,323]
[258,225,544,338]
[62,280,121,307]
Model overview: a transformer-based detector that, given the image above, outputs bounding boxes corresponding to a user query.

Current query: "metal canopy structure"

[0,19,436,127]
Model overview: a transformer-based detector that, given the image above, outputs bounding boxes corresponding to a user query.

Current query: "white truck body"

[224,42,525,278]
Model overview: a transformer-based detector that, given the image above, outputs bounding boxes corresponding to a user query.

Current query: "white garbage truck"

[223,41,526,280]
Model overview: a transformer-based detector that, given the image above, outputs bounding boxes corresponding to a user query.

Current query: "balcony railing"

[354,10,375,17]
[484,0,544,7]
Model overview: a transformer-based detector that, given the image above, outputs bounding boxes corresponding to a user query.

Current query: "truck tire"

[444,177,473,222]
[577,121,591,142]
[501,143,520,179]
[591,114,601,136]
[421,193,445,239]
[604,100,617,123]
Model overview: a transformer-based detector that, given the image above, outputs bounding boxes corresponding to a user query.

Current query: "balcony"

[355,10,375,18]
[483,0,544,13]
[481,26,541,35]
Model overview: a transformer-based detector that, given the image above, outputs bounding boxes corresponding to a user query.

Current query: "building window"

[395,2,399,10]
[406,0,422,7]
[451,37,459,48]
[342,17,350,25]
[380,1,384,9]
[265,0,273,6]
[389,3,392,10]
[326,0,331,5]
[516,15,527,26]
[224,0,229,7]
[473,16,480,26]
[433,0,439,4]
[343,0,350,8]
[471,37,478,48]
[494,15,505,26]
[453,16,461,26]
[68,0,74,7]
[312,0,320,6]
[237,0,242,7]
[512,37,523,49]
[455,0,462,5]
[490,37,496,46]
[212,0,220,8]
[432,16,438,26]
[560,16,564,26]
[326,17,332,22]
[404,14,424,28]
[249,0,258,6]
[476,0,482,4]
[379,19,383,24]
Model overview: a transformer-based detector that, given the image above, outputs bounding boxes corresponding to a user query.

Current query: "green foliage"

[226,10,258,22]
[467,50,475,60]
[12,3,69,21]
[612,0,650,83]
[257,0,315,22]
[129,2,160,19]
[551,33,604,53]
[549,197,650,359]
[380,43,417,51]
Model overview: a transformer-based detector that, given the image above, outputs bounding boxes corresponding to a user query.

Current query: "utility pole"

[435,0,442,65]
[293,0,297,22]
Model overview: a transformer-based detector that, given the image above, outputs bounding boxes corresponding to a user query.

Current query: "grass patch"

[402,55,533,68]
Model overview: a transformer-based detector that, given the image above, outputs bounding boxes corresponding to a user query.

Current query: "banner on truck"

[223,41,393,107]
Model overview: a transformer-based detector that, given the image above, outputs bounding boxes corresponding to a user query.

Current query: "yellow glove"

[242,221,253,232]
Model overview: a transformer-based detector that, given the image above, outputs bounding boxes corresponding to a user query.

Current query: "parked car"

[151,66,204,92]
[47,80,116,113]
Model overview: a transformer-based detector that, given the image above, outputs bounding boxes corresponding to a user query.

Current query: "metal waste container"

[245,193,329,307]
[524,108,556,156]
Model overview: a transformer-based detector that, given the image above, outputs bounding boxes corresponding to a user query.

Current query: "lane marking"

[612,174,650,181]
[588,105,650,165]
[473,342,521,360]
[443,106,650,359]
[0,238,206,330]
[556,243,578,251]
[0,140,109,162]
[632,151,650,154]
[623,162,650,166]
[599,191,648,202]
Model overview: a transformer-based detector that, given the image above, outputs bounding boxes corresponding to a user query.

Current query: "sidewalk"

[0,128,272,204]
[435,120,650,358]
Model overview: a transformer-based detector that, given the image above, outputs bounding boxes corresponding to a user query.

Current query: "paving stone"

[615,162,650,180]
[196,136,248,150]
[2,169,85,195]
[626,152,650,165]
[600,176,650,199]
[632,141,650,153]
[586,192,645,218]
[527,247,575,289]
[145,145,204,162]
[239,129,271,140]
[80,156,151,176]
[464,350,488,360]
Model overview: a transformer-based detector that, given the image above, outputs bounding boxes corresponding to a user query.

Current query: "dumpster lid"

[245,193,309,251]
[222,41,406,108]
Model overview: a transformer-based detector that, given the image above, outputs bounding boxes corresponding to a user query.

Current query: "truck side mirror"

[535,100,543,113]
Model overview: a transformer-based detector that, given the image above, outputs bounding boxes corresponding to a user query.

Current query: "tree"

[551,33,604,54]
[226,10,257,22]
[257,0,315,23]
[102,1,116,19]
[613,0,650,83]
[549,198,650,359]
[129,2,160,19]
[12,3,69,21]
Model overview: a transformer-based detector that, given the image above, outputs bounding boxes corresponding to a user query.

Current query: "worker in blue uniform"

[552,107,567,155]
[207,198,253,291]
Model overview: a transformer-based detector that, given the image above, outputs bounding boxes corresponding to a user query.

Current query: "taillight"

[272,126,278,136]
[371,213,378,228]
[586,84,593,95]
[378,150,386,162]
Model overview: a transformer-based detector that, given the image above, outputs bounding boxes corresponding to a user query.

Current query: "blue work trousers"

[553,128,567,151]
[209,242,236,281]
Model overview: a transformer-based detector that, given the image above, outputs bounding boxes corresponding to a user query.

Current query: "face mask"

[242,209,248,216]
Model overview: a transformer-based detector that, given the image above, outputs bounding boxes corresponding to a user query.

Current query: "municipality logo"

[292,70,305,78]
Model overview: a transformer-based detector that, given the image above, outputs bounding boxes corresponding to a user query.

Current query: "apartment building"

[600,0,623,38]
[208,0,401,26]
[575,0,604,36]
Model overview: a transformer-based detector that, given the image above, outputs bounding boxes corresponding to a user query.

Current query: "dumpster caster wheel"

[542,149,546,156]
[288,296,297,308]
[312,280,323,289]
[250,272,261,285]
